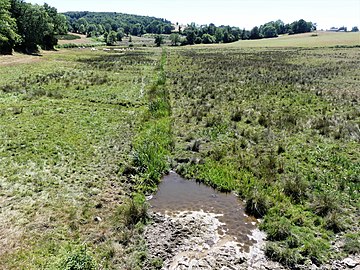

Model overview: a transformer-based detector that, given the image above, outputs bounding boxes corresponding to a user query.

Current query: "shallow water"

[149,171,259,250]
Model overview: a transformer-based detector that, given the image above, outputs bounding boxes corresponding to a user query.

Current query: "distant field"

[57,33,93,45]
[228,31,360,47]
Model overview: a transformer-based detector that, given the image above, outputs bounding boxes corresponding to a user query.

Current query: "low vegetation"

[166,45,360,266]
[0,48,161,269]
[0,32,359,269]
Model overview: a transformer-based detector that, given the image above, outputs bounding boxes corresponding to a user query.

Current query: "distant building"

[327,26,347,32]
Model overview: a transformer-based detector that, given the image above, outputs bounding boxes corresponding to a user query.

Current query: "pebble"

[342,258,359,268]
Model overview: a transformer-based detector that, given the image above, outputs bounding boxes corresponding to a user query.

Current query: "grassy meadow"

[229,31,360,48]
[167,43,360,266]
[0,48,161,269]
[0,32,359,269]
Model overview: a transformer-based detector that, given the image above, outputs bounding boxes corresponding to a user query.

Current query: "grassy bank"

[166,46,360,266]
[131,49,173,194]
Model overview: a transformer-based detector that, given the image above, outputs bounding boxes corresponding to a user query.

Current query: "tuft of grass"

[115,198,148,230]
[265,242,304,267]
[54,245,97,270]
[343,233,360,255]
[245,188,270,218]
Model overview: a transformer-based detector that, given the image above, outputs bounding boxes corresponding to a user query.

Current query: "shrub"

[150,258,163,269]
[301,238,329,266]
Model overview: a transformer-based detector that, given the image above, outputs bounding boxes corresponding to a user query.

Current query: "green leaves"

[0,0,19,54]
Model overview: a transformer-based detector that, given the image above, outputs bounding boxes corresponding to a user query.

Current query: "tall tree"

[169,33,180,46]
[154,34,164,47]
[0,0,19,54]
[250,26,260,39]
[215,28,224,43]
[261,24,277,38]
[202,33,215,44]
[106,30,117,45]
[185,30,196,45]
[11,1,54,52]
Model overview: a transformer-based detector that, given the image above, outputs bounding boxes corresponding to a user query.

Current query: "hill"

[229,31,360,47]
[63,11,173,36]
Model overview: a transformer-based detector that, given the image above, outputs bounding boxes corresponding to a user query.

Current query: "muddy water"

[149,171,259,251]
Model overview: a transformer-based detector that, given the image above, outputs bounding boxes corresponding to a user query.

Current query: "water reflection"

[149,171,259,250]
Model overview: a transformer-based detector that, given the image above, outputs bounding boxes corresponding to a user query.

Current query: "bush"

[301,238,329,266]
[263,217,292,241]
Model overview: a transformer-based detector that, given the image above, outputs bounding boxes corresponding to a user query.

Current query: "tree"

[351,26,359,32]
[0,0,19,54]
[163,24,172,34]
[185,30,196,45]
[215,28,224,43]
[291,19,312,34]
[250,26,261,39]
[274,20,285,35]
[97,24,104,34]
[78,24,86,35]
[202,34,215,44]
[261,25,277,38]
[116,28,124,41]
[194,36,202,44]
[131,23,141,36]
[154,34,164,47]
[87,24,97,36]
[76,17,88,32]
[43,3,67,35]
[106,30,117,45]
[169,33,180,46]
[240,28,249,40]
[11,1,55,52]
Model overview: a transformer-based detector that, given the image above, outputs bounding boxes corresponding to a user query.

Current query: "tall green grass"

[132,49,173,192]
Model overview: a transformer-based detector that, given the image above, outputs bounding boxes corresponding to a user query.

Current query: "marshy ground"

[0,35,359,269]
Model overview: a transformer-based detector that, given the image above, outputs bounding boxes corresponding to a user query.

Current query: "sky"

[25,0,360,30]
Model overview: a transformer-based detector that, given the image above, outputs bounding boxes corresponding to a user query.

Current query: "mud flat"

[144,172,360,270]
[145,172,285,270]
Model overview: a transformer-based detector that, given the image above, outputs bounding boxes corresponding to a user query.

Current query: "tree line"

[0,0,67,54]
[169,19,316,46]
[64,11,173,45]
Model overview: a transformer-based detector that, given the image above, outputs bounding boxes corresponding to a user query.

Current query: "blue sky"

[26,0,360,30]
